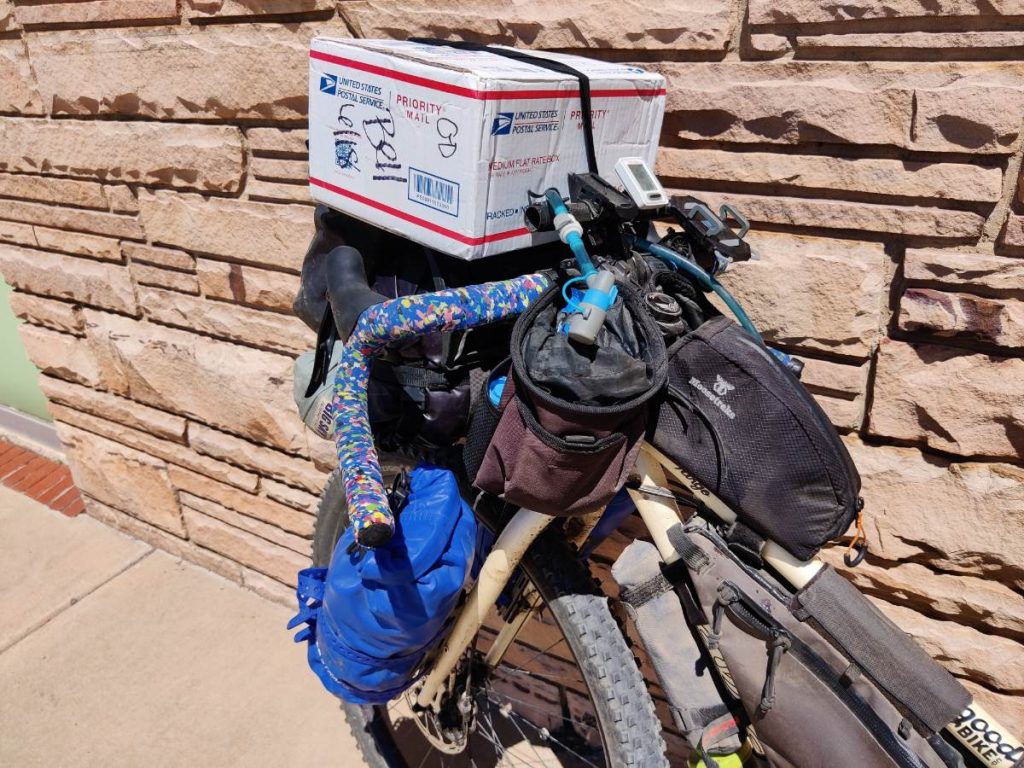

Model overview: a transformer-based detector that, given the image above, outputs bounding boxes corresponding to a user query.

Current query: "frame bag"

[649,520,971,768]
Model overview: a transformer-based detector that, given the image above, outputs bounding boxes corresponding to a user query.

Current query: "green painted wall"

[0,278,51,421]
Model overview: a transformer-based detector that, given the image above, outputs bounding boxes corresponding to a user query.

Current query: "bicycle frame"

[320,238,1020,766]
[413,442,1023,768]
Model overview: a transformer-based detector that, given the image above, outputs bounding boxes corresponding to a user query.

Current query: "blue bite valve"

[542,188,617,345]
[567,270,618,345]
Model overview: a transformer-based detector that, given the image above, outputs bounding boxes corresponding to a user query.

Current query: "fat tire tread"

[311,471,667,768]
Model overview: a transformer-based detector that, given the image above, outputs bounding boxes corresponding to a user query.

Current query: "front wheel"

[313,469,668,768]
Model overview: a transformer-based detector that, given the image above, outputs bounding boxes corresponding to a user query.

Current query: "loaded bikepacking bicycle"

[290,158,1023,768]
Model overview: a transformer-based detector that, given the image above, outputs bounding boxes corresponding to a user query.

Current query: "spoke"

[502,700,551,767]
[483,693,598,738]
[476,706,504,764]
[493,667,589,684]
[502,707,602,768]
[478,722,522,767]
[482,692,603,768]
[498,636,571,677]
[384,602,606,768]
[477,704,538,768]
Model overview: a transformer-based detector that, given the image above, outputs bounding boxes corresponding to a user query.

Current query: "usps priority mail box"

[308,38,666,260]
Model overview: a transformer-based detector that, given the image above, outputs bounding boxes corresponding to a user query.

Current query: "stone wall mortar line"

[983,116,1024,244]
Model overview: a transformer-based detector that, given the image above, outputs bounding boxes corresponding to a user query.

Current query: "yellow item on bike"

[687,740,753,768]
[687,750,746,768]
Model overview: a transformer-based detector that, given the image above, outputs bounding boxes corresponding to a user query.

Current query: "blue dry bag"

[289,464,477,704]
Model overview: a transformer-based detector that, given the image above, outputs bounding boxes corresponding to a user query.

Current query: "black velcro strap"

[725,521,765,569]
[388,365,456,389]
[618,571,673,608]
[408,38,599,175]
[667,523,711,574]
[661,557,708,626]
[305,306,339,398]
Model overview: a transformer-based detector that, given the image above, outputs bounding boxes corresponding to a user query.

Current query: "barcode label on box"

[408,168,459,217]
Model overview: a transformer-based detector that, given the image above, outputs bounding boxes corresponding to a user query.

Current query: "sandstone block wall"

[1,0,1021,737]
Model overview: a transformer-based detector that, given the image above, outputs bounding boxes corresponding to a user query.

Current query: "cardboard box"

[308,38,666,260]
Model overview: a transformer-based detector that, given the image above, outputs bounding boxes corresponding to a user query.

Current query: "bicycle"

[298,193,1023,768]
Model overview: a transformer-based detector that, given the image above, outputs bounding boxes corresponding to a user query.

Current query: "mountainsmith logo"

[690,376,736,420]
[713,375,735,397]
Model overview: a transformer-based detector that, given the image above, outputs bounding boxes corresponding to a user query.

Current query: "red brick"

[37,473,74,505]
[11,462,58,492]
[61,496,86,517]
[2,456,49,486]
[50,487,82,512]
[0,448,31,478]
[43,488,76,511]
[0,443,20,462]
[10,456,61,489]
[23,471,62,498]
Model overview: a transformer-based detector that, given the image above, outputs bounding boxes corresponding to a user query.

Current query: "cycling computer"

[614,157,668,209]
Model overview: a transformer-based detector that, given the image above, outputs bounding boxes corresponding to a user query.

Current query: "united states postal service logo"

[490,112,514,136]
[319,74,338,95]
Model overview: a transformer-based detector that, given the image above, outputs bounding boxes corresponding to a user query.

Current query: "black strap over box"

[408,38,599,175]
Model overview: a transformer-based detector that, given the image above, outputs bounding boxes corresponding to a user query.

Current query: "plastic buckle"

[718,203,749,239]
[387,469,412,516]
[683,201,725,236]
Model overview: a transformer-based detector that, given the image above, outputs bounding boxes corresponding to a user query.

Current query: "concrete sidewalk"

[0,484,369,767]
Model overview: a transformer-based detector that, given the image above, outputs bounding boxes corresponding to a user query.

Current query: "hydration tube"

[635,237,806,375]
[545,189,618,345]
[545,189,595,276]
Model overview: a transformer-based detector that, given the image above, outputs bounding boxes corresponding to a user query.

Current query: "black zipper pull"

[708,583,738,650]
[760,632,791,713]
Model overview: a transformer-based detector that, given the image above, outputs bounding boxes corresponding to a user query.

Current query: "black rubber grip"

[325,245,388,342]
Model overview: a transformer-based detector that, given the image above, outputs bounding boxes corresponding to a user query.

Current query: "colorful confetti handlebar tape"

[331,273,551,547]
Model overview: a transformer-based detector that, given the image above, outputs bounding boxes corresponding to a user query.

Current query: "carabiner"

[843,507,868,568]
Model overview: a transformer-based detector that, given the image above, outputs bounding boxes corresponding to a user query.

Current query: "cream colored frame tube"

[415,508,554,709]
